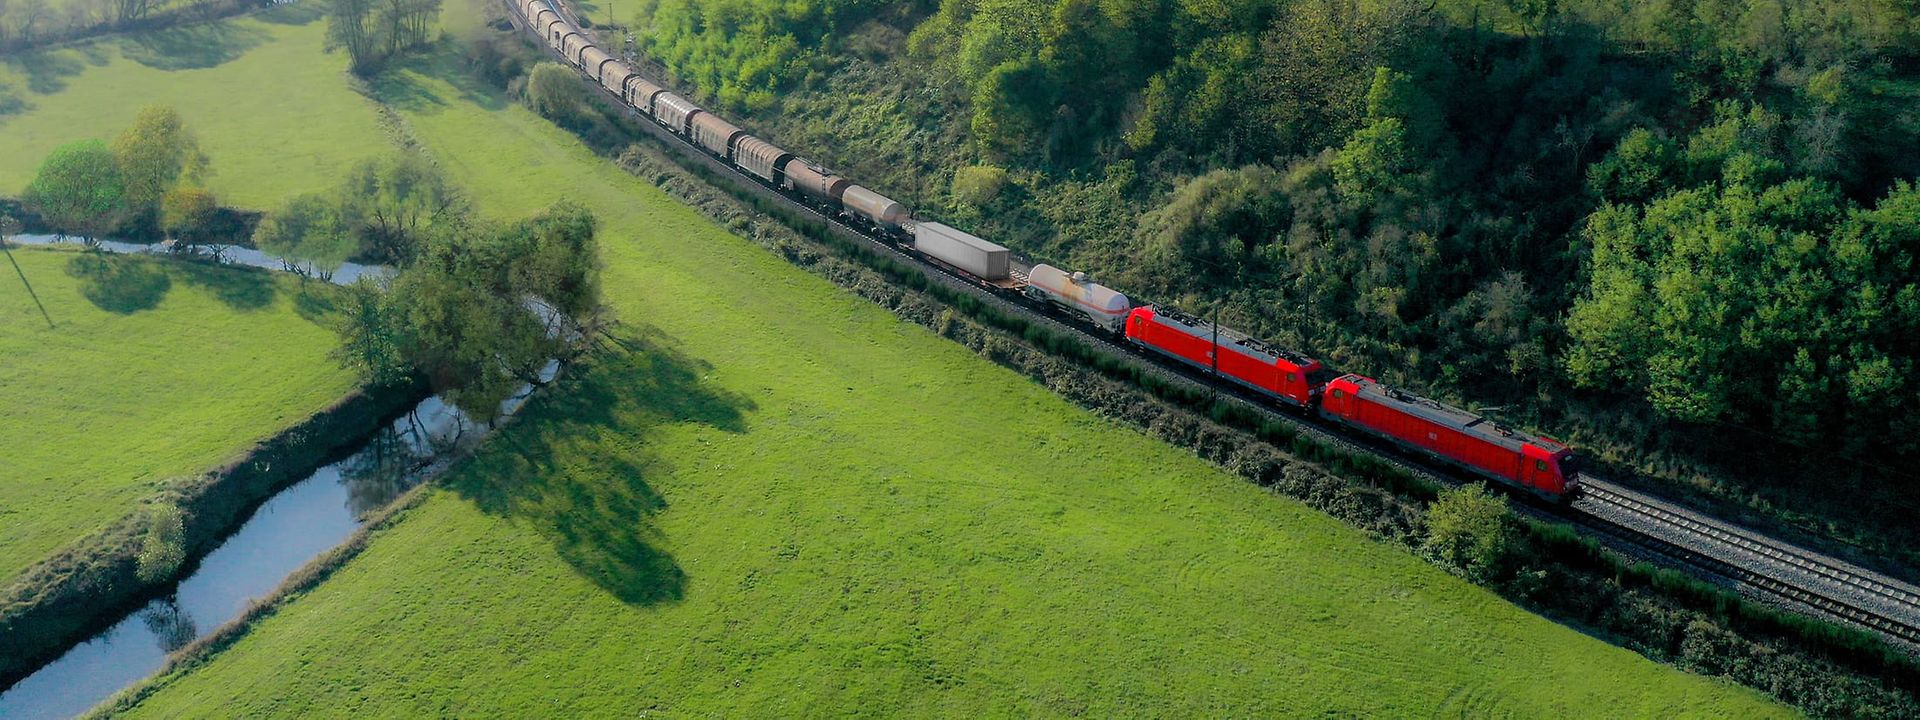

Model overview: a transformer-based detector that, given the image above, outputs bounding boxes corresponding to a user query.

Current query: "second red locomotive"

[1123,307,1579,499]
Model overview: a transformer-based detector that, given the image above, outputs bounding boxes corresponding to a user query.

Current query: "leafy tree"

[23,139,129,244]
[326,0,380,74]
[333,278,412,388]
[1422,484,1516,583]
[336,153,466,264]
[336,202,607,420]
[159,184,218,245]
[111,105,204,232]
[255,193,355,280]
[526,62,588,124]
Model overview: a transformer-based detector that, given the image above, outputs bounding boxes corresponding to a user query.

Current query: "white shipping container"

[913,222,1009,280]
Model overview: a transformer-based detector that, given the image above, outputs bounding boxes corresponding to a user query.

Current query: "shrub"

[1422,484,1515,583]
[951,164,1008,207]
[135,502,186,584]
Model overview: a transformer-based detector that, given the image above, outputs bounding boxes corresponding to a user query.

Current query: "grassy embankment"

[0,3,391,209]
[0,247,356,585]
[105,22,1786,716]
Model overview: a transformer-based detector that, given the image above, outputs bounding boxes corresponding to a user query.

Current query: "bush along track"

[501,46,1919,709]
[0,377,428,687]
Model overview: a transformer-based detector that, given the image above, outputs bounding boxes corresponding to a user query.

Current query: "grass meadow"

[0,3,391,209]
[0,246,356,585]
[102,14,1788,715]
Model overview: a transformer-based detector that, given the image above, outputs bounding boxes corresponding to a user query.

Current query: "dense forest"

[604,0,1920,554]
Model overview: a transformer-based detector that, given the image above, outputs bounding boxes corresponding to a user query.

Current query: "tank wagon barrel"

[1024,264,1129,333]
[841,185,908,232]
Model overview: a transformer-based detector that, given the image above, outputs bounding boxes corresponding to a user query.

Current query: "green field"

[105,22,1787,716]
[0,246,357,585]
[0,5,391,209]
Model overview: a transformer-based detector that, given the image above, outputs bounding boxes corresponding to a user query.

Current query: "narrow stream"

[0,235,558,717]
[0,364,556,719]
[5,234,389,284]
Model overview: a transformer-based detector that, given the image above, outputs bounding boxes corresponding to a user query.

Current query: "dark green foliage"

[254,193,356,279]
[335,153,467,264]
[336,202,608,419]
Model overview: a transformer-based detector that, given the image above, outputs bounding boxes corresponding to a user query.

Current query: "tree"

[525,62,588,125]
[337,153,466,264]
[336,203,606,420]
[134,502,185,584]
[254,193,354,280]
[326,0,380,74]
[23,139,129,244]
[111,105,204,232]
[1422,484,1515,583]
[159,184,217,245]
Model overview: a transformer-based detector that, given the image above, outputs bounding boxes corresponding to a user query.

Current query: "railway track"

[1577,480,1920,644]
[507,0,1920,651]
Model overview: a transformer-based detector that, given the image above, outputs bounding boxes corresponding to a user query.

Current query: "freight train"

[513,0,1583,500]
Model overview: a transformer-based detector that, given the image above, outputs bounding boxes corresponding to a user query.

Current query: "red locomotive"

[516,0,1584,499]
[1124,307,1330,407]
[1319,375,1579,497]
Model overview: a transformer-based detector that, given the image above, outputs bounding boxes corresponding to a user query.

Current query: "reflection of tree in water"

[336,408,475,518]
[139,598,197,653]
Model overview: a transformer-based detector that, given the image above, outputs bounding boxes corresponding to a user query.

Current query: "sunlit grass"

[0,4,390,209]
[0,247,356,585]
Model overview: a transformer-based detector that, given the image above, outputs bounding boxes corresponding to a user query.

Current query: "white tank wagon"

[652,93,701,135]
[913,221,1008,281]
[1024,264,1131,333]
[841,185,907,233]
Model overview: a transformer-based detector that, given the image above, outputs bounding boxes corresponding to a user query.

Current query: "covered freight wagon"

[652,93,701,135]
[912,222,1008,280]
[1025,264,1130,333]
[1124,306,1328,407]
[1318,374,1579,497]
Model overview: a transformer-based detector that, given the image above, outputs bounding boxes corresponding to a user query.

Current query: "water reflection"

[0,362,559,719]
[136,600,196,655]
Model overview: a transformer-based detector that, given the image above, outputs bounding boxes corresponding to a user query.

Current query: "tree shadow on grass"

[254,1,325,25]
[65,253,172,313]
[174,262,277,311]
[118,20,272,71]
[449,326,755,605]
[371,43,508,115]
[366,67,449,115]
[5,50,88,95]
[293,285,339,324]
